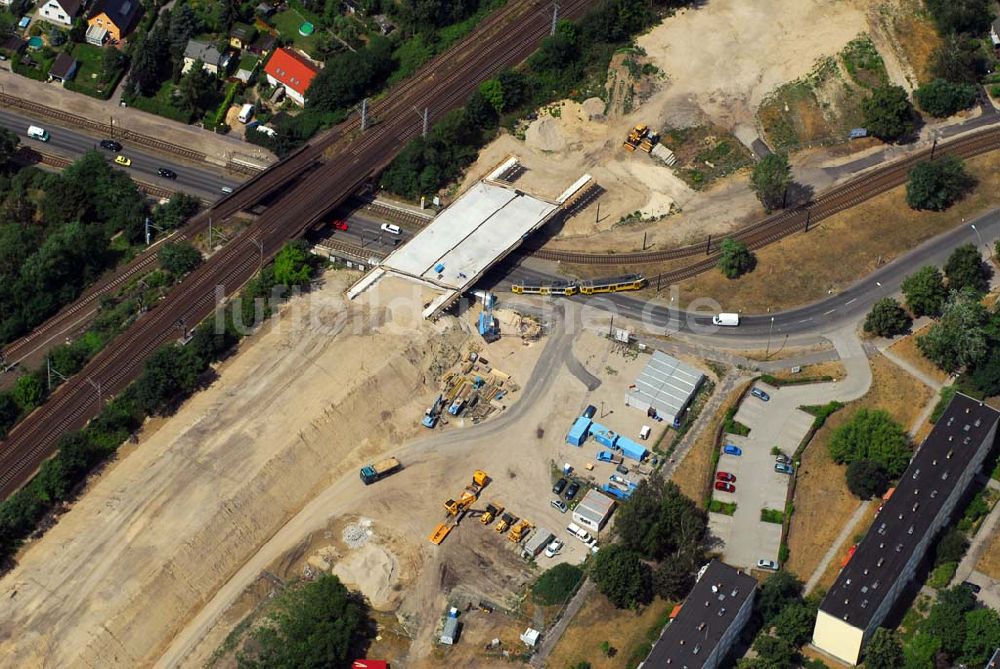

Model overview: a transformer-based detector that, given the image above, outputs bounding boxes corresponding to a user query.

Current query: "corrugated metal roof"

[573,489,615,525]
[627,351,704,421]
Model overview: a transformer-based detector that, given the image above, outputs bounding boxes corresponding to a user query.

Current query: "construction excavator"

[480,502,503,525]
[507,519,532,544]
[494,512,516,534]
[623,124,658,153]
[429,470,492,545]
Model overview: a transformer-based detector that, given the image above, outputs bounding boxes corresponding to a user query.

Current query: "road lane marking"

[824,308,836,315]
[799,318,812,323]
[845,298,856,305]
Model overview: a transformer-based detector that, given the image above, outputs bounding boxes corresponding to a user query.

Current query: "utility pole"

[804,209,811,232]
[85,376,102,407]
[595,201,600,223]
[550,2,559,35]
[47,357,69,391]
[765,315,775,360]
[656,273,662,292]
[144,216,167,246]
[359,98,369,131]
[705,235,711,255]
[413,106,429,137]
[642,231,647,251]
[930,135,938,160]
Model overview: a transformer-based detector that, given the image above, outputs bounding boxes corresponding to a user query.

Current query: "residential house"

[248,33,276,57]
[812,394,1000,665]
[263,47,320,106]
[182,39,222,75]
[229,23,257,50]
[992,18,1000,46]
[48,52,79,84]
[235,54,260,84]
[255,2,275,18]
[87,0,143,43]
[0,36,27,57]
[39,0,82,26]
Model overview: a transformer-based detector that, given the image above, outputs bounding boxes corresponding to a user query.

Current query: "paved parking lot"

[708,383,815,570]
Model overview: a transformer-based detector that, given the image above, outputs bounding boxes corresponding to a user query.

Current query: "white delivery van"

[238,103,254,124]
[27,125,50,142]
[566,522,592,543]
[380,223,401,235]
[713,313,740,327]
[639,425,651,440]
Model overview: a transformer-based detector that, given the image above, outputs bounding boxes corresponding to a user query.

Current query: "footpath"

[0,65,276,169]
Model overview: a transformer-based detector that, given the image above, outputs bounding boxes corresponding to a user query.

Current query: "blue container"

[617,436,648,462]
[566,416,591,446]
[592,426,619,449]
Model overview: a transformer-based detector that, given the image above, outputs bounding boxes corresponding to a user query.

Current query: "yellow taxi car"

[114,155,132,167]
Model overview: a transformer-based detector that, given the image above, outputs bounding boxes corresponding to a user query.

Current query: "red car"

[714,481,735,493]
[716,471,736,482]
[332,220,349,231]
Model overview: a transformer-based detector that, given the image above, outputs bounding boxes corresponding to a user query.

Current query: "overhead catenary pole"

[550,2,559,35]
[413,106,429,137]
[359,98,369,131]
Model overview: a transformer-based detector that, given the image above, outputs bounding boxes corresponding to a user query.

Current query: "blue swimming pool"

[27,36,43,49]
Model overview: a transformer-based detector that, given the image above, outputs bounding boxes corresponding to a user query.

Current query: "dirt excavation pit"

[332,543,401,611]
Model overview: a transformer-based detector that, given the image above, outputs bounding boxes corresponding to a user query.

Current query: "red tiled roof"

[263,48,320,96]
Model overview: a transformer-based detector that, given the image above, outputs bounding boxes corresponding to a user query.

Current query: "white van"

[566,522,592,543]
[639,425,651,440]
[380,223,401,235]
[238,103,254,124]
[713,313,740,327]
[27,125,49,142]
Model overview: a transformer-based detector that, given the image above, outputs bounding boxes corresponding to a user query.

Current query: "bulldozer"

[507,519,532,544]
[495,512,516,534]
[480,502,503,525]
[444,491,477,517]
[622,123,649,152]
[639,129,659,153]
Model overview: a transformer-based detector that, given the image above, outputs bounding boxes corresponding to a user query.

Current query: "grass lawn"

[784,354,932,584]
[271,8,319,56]
[67,43,120,99]
[670,150,1000,314]
[546,591,672,669]
[129,80,193,124]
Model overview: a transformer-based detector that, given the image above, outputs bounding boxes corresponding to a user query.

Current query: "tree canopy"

[901,265,948,317]
[862,84,915,142]
[925,0,994,36]
[0,129,19,166]
[613,473,709,562]
[915,79,978,117]
[749,153,792,211]
[717,238,757,279]
[238,574,373,669]
[865,628,904,669]
[828,408,911,476]
[905,157,975,211]
[917,288,989,372]
[863,297,911,337]
[944,242,990,294]
[272,241,315,288]
[589,544,651,609]
[846,459,890,499]
[159,243,203,277]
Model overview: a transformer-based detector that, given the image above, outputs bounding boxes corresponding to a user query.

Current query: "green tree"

[177,61,217,116]
[906,157,975,212]
[924,585,977,659]
[828,408,910,476]
[479,79,504,114]
[901,266,948,317]
[935,528,970,567]
[752,634,798,668]
[613,473,709,561]
[589,544,651,609]
[126,27,170,97]
[756,571,804,624]
[652,557,695,600]
[966,346,1000,396]
[845,459,890,499]
[0,128,19,165]
[306,36,395,115]
[771,600,817,646]
[238,574,372,668]
[0,393,18,437]
[273,242,314,287]
[717,238,757,279]
[944,242,990,294]
[925,0,994,34]
[12,374,44,413]
[864,628,904,669]
[151,193,200,230]
[915,79,978,117]
[133,345,203,415]
[960,607,1000,666]
[863,297,911,337]
[931,34,989,84]
[862,84,915,142]
[917,288,988,372]
[749,153,792,211]
[158,242,203,276]
[903,630,941,669]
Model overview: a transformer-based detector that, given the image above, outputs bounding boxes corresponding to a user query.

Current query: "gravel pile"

[342,519,373,548]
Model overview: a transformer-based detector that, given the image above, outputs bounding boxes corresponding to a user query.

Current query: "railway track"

[531,126,1000,265]
[0,0,600,499]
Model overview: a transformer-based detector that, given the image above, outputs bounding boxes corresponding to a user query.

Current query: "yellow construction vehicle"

[428,523,453,544]
[623,123,649,151]
[507,519,532,544]
[466,470,490,495]
[495,512,516,534]
[480,502,503,525]
[444,490,477,517]
[639,130,658,153]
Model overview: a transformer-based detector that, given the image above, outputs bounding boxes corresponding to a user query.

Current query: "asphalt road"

[0,108,240,201]
[492,206,1000,342]
[310,208,415,252]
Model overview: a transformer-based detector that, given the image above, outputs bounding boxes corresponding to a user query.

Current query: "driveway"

[708,329,871,570]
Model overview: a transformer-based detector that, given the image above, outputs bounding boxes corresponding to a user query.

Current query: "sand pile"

[581,97,606,121]
[525,116,566,152]
[333,544,400,610]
